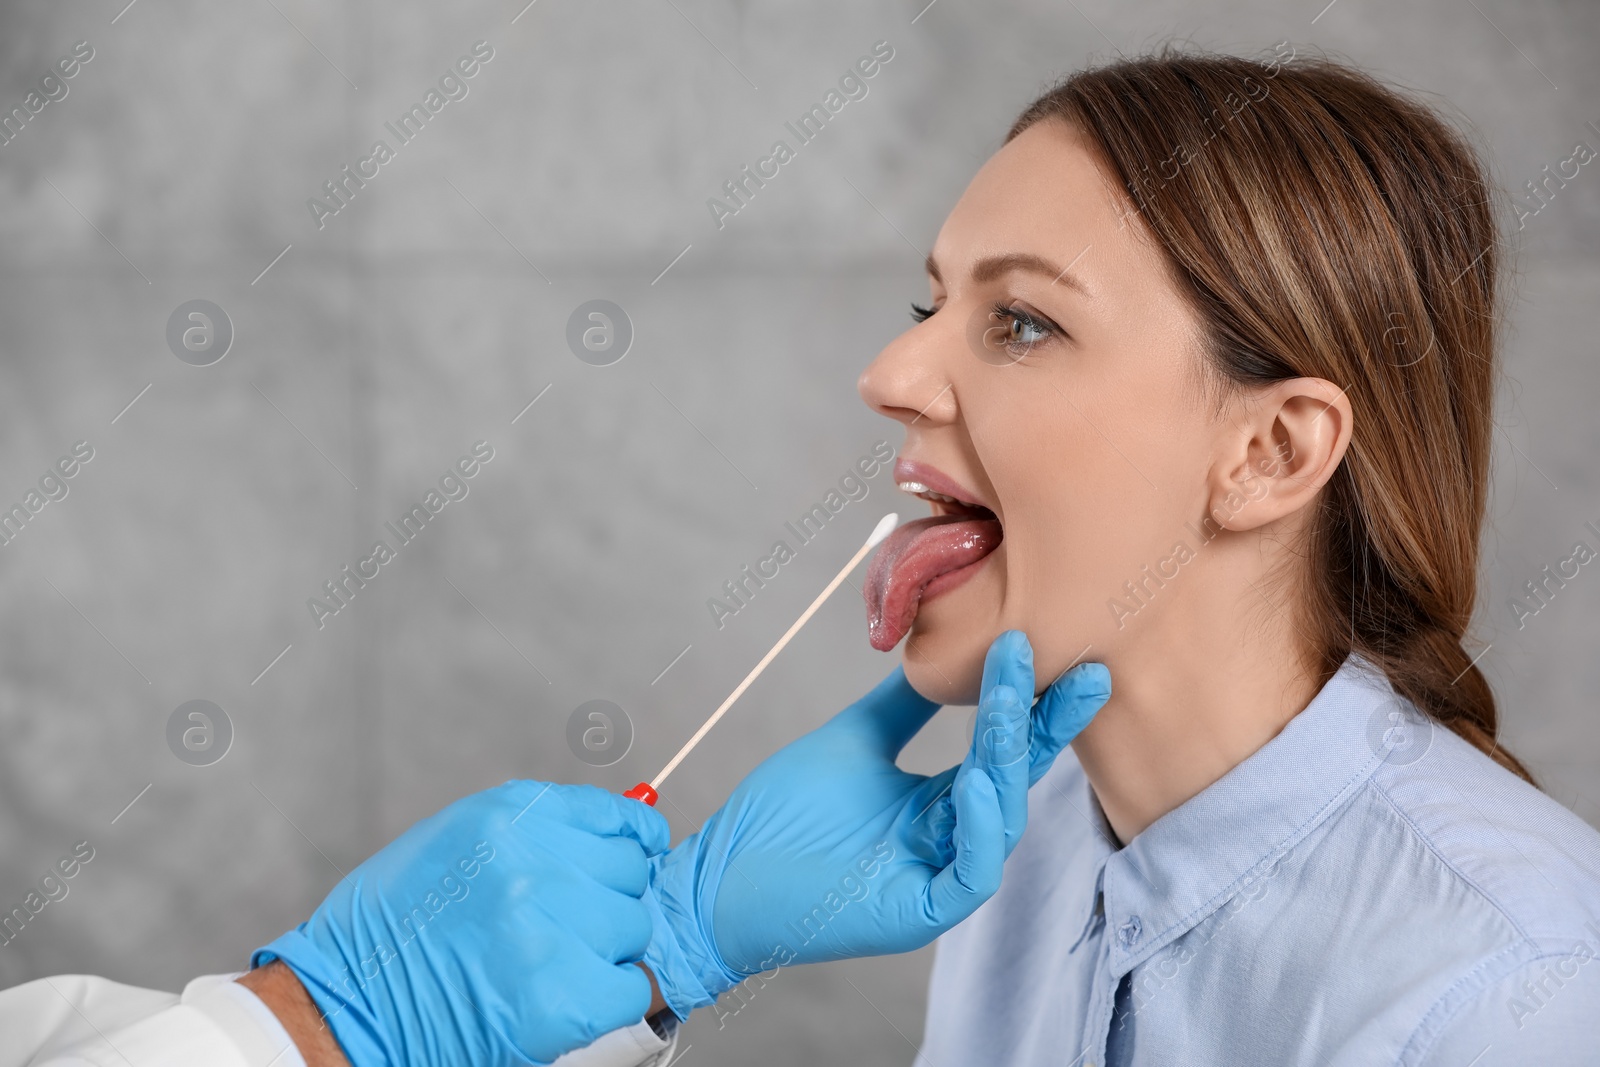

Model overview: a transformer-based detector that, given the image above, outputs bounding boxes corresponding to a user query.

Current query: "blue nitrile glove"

[641,630,1110,1018]
[253,780,669,1067]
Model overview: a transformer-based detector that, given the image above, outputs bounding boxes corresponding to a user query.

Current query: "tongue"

[863,514,1003,651]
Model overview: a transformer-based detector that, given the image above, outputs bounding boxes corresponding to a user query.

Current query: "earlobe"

[1206,378,1351,532]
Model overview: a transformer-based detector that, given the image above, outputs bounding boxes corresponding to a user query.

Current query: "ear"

[1205,378,1351,533]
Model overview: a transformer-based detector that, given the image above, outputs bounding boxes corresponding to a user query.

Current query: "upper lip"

[893,458,997,517]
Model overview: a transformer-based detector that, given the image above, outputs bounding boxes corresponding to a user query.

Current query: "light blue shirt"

[919,652,1600,1066]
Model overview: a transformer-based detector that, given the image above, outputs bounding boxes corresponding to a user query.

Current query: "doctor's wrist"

[636,961,668,1020]
[642,846,743,1019]
[238,959,353,1067]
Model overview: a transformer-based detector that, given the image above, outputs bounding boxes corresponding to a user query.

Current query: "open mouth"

[863,464,1003,651]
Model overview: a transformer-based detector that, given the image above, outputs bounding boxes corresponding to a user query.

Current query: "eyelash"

[908,301,1064,346]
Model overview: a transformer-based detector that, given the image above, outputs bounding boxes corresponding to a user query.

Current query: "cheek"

[893,353,1208,701]
[987,386,1210,669]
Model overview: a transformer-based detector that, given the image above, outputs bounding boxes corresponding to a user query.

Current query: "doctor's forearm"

[238,961,352,1066]
[238,959,665,1067]
[239,959,665,1066]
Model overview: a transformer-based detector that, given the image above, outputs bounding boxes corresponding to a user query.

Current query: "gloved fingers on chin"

[921,766,1004,931]
[971,680,1031,854]
[942,630,1033,785]
[1025,661,1112,786]
[979,631,1036,715]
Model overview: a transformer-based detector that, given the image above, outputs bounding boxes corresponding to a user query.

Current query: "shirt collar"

[1098,651,1396,975]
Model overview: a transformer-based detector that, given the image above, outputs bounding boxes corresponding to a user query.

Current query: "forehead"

[931,119,1168,298]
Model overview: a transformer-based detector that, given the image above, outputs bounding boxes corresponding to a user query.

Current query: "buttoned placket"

[1090,841,1173,1067]
[1063,856,1119,1067]
[1072,894,1122,1067]
[1054,767,1129,1067]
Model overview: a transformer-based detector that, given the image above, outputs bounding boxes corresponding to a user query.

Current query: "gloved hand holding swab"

[624,512,900,806]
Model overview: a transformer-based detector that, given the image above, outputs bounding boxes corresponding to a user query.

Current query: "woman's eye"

[911,300,1062,361]
[1002,309,1050,345]
[987,303,1058,355]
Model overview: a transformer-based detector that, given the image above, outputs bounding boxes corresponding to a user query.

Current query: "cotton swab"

[623,512,900,806]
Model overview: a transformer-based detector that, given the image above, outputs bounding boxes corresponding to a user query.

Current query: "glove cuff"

[252,928,396,1067]
[642,845,743,1020]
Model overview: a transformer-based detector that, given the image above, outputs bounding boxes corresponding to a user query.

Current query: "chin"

[896,602,1104,707]
[886,552,1010,705]
[900,624,989,706]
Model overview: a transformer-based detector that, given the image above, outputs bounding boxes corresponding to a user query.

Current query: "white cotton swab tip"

[866,511,900,549]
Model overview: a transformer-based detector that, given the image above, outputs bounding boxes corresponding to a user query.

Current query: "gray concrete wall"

[0,1,1595,1063]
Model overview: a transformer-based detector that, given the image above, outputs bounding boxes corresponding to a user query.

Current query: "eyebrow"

[924,251,1092,298]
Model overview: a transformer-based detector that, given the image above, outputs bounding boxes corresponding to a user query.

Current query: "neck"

[1067,543,1323,846]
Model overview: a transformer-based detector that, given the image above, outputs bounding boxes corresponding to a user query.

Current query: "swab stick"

[624,512,900,806]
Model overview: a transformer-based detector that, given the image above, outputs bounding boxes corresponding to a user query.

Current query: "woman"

[868,45,1600,1064]
[644,43,1600,1067]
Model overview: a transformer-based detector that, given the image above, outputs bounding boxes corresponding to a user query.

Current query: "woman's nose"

[858,321,959,427]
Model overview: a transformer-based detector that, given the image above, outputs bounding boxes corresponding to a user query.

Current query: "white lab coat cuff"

[16,971,673,1067]
[35,973,302,1067]
[548,1013,679,1067]
[184,973,307,1066]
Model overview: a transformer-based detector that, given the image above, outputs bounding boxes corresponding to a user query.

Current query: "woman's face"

[858,118,1230,704]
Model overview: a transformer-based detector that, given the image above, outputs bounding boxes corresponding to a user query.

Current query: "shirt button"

[1118,915,1142,947]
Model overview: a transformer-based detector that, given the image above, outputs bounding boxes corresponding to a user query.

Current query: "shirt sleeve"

[1413,951,1600,1066]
